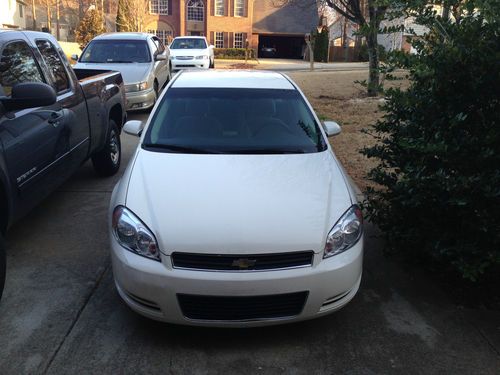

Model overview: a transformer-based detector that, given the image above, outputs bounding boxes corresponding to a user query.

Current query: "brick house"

[143,0,318,58]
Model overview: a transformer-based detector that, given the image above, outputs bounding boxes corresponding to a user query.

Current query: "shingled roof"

[253,0,319,35]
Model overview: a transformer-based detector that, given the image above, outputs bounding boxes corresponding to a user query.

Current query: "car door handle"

[48,110,64,126]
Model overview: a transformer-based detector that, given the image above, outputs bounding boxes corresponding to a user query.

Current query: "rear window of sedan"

[142,88,327,154]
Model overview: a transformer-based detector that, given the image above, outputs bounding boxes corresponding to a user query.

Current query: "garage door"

[258,35,305,59]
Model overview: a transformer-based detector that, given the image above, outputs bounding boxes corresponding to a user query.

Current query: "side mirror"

[123,120,144,137]
[0,82,57,111]
[155,54,167,61]
[209,44,215,49]
[323,121,341,136]
[71,54,79,61]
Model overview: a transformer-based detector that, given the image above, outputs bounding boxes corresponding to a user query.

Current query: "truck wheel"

[91,120,121,177]
[210,58,215,69]
[0,234,5,301]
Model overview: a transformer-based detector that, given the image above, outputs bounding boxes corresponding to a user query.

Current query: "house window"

[187,0,204,21]
[234,0,244,17]
[215,32,224,48]
[150,0,168,15]
[234,32,243,48]
[215,0,224,16]
[148,29,172,46]
[19,3,24,17]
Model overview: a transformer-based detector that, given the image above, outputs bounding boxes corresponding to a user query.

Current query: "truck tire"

[91,120,121,177]
[0,234,5,301]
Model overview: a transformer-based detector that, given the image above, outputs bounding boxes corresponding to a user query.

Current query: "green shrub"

[214,48,255,60]
[314,27,329,62]
[362,12,500,281]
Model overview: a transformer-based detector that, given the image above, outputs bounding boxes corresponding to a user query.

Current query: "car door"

[31,37,90,168]
[0,37,70,217]
[150,36,169,89]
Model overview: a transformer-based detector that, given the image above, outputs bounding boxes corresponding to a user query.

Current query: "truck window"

[0,41,45,97]
[35,40,70,93]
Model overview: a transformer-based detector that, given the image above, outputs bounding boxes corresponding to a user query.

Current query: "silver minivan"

[73,32,171,111]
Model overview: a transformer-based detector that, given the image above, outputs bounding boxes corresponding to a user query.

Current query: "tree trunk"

[366,4,380,97]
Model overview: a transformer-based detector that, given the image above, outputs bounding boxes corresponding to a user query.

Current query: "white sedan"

[169,36,214,70]
[110,70,364,327]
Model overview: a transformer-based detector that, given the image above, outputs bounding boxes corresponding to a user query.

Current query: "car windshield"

[79,40,151,63]
[170,38,207,49]
[142,88,327,154]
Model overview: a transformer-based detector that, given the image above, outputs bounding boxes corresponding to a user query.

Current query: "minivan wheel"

[0,233,6,301]
[91,120,121,177]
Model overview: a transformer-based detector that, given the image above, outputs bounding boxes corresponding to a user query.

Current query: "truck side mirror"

[0,82,57,111]
[71,54,79,61]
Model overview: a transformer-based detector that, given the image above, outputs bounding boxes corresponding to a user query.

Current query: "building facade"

[0,0,27,29]
[143,0,318,58]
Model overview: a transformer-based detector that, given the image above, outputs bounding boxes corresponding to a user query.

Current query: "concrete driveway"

[0,111,499,374]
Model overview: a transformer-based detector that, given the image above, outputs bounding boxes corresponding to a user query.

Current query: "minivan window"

[0,41,45,97]
[80,40,151,63]
[143,88,327,154]
[170,38,207,49]
[35,39,70,93]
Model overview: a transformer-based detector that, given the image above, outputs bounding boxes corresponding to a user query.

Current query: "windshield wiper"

[225,148,306,154]
[142,143,221,154]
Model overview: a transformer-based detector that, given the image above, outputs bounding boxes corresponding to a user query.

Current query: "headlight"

[112,206,160,261]
[196,55,209,60]
[170,55,175,60]
[125,81,149,92]
[324,205,363,258]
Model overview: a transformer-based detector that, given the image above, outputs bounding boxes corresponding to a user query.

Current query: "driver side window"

[0,41,45,97]
[152,37,165,54]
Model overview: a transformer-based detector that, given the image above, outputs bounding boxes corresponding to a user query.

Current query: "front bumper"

[171,59,210,70]
[125,88,156,111]
[110,237,363,327]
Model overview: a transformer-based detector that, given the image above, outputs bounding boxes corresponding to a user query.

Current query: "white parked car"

[73,33,171,111]
[169,36,214,70]
[110,70,363,327]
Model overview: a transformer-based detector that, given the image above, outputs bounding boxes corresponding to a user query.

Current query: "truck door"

[0,39,71,217]
[32,38,90,168]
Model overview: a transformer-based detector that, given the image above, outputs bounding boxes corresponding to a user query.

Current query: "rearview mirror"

[71,54,79,61]
[155,54,167,61]
[123,120,144,137]
[0,82,57,111]
[323,121,341,136]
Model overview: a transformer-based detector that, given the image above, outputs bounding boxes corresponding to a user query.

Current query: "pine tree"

[116,0,132,32]
[75,9,106,50]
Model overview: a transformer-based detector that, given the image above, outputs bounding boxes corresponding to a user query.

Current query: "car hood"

[125,150,352,255]
[73,62,151,84]
[170,48,209,57]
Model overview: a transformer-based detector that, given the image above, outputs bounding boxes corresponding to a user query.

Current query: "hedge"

[214,48,256,60]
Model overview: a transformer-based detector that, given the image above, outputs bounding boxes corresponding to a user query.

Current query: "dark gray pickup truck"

[0,30,127,299]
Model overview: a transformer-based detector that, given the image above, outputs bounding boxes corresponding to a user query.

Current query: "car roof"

[172,70,295,90]
[93,32,152,40]
[172,36,206,40]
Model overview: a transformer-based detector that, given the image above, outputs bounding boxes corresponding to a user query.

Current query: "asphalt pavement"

[1,109,499,374]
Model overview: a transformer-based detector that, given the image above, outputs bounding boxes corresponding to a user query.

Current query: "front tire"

[210,58,215,69]
[0,234,6,301]
[91,120,121,177]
